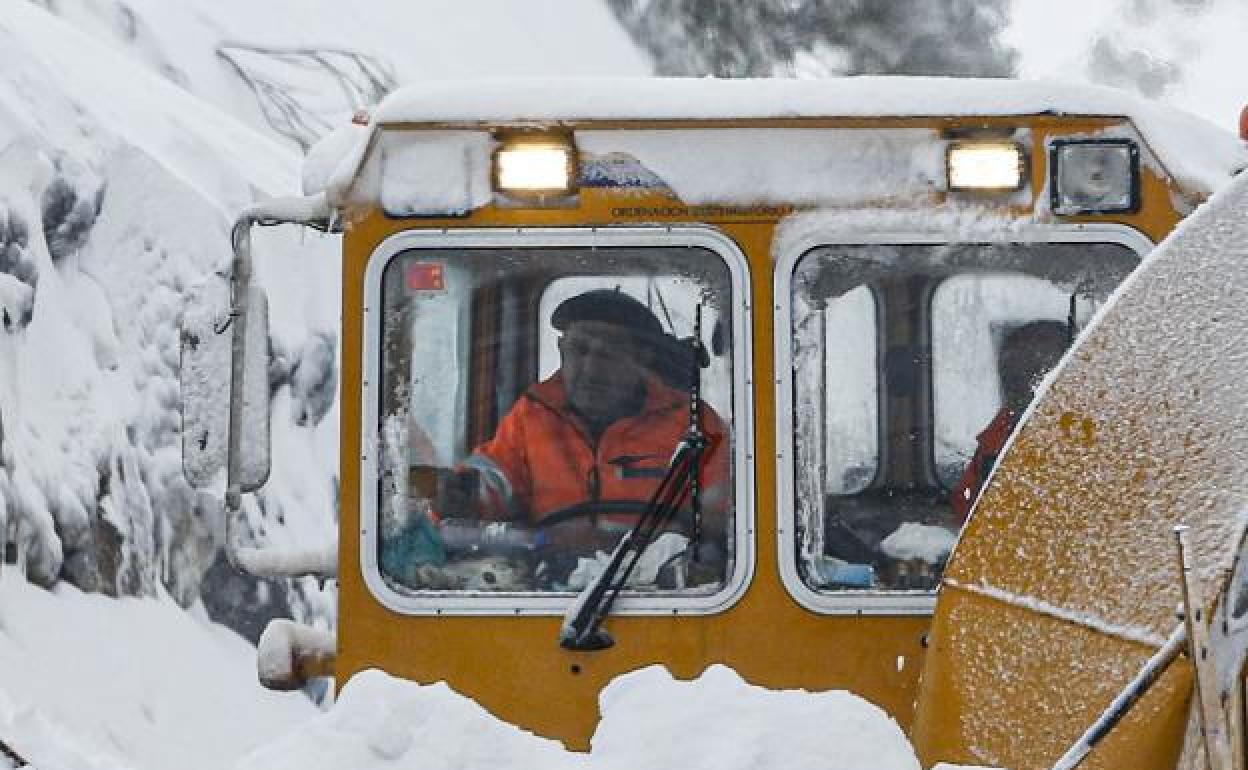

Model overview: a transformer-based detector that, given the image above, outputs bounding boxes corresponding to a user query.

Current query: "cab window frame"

[774,225,1154,616]
[361,226,756,616]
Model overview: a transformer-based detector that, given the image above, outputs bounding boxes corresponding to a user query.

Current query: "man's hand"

[409,466,481,517]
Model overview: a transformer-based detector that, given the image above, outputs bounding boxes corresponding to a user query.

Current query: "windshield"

[788,240,1138,594]
[375,245,738,597]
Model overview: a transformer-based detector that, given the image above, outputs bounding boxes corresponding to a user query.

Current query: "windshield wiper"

[560,306,707,651]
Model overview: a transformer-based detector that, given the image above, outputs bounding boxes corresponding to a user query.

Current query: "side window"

[375,246,740,600]
[787,241,1138,600]
[793,284,878,498]
[931,274,1100,487]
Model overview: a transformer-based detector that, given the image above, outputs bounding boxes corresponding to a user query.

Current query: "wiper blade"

[559,434,703,651]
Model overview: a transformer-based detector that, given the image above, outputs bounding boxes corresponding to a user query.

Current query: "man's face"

[1000,329,1068,409]
[559,320,646,425]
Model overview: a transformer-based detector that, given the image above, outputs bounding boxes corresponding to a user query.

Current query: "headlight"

[494,138,577,195]
[947,141,1025,191]
[1050,139,1139,215]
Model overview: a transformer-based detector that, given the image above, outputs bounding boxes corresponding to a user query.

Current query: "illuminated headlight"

[1050,139,1139,215]
[494,140,576,195]
[947,142,1025,191]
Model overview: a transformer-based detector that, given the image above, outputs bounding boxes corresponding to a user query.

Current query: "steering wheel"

[533,499,701,546]
[529,500,698,588]
[536,500,656,530]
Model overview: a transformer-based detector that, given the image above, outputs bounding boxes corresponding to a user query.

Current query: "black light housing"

[1049,139,1140,215]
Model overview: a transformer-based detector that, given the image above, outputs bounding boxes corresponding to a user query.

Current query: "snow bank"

[0,0,341,626]
[592,665,921,770]
[0,575,317,770]
[0,1,298,209]
[237,665,921,770]
[235,669,581,770]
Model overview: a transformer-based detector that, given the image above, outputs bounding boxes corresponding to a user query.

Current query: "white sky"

[1007,1,1112,77]
[1006,0,1247,132]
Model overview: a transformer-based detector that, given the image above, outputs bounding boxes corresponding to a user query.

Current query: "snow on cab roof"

[374,76,1224,126]
[311,77,1247,200]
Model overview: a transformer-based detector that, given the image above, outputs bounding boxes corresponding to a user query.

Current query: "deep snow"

[0,576,926,770]
[0,573,316,770]
[1,0,1246,768]
[236,666,923,770]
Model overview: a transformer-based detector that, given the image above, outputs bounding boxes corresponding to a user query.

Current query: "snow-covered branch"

[217,43,396,151]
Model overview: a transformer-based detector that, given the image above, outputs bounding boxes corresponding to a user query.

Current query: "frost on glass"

[789,241,1137,594]
[791,285,878,496]
[931,274,1106,486]
[180,280,271,492]
[375,246,736,597]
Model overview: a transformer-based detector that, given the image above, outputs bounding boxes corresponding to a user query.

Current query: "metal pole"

[1050,625,1186,770]
[0,737,29,768]
[222,217,254,571]
[218,195,338,579]
[1175,524,1234,770]
[1050,522,1242,770]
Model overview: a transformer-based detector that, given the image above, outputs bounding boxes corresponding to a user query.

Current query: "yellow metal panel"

[915,586,1192,770]
[337,206,931,748]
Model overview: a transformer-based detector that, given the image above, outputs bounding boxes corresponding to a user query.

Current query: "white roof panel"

[320,77,1246,199]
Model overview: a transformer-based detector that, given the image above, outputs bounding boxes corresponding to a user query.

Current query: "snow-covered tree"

[607,0,1018,78]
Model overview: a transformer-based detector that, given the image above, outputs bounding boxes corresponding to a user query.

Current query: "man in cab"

[425,288,731,574]
[951,319,1071,521]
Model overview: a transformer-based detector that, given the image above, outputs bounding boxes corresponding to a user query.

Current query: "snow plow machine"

[179,78,1248,769]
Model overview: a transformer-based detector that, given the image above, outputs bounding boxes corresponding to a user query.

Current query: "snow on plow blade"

[912,167,1248,770]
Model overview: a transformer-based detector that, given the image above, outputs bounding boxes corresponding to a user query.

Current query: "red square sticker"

[406,262,445,291]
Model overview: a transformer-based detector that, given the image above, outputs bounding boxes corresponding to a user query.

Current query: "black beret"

[551,289,664,342]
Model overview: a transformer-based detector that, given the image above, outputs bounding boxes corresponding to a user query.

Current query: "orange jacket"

[950,407,1018,522]
[466,373,729,527]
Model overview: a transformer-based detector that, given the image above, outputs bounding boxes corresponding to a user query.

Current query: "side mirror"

[180,280,271,492]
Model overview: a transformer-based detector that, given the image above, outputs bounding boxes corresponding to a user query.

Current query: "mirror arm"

[223,194,337,578]
[223,213,255,572]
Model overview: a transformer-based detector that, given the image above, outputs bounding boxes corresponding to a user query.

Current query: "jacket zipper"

[588,463,600,501]
[527,391,604,502]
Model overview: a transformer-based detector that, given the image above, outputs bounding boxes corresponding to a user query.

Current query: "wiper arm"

[559,432,705,651]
